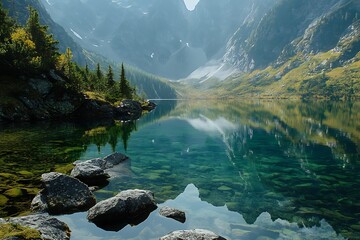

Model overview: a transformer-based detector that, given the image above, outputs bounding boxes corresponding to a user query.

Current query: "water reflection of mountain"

[160,100,360,239]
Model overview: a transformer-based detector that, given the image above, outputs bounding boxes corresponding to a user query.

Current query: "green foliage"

[0,4,157,103]
[119,63,134,99]
[0,2,14,43]
[0,223,41,239]
[106,65,115,87]
[26,7,59,71]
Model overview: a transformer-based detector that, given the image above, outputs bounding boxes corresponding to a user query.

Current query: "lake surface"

[1,100,359,239]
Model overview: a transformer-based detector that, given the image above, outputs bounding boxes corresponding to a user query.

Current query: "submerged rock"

[87,189,157,231]
[31,172,96,214]
[73,152,128,170]
[103,152,129,168]
[70,162,110,186]
[160,229,227,240]
[0,214,71,240]
[159,206,186,223]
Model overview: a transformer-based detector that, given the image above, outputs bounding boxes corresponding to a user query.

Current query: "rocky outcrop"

[160,229,227,240]
[141,101,157,111]
[0,214,71,240]
[87,189,157,231]
[0,72,84,122]
[72,98,114,120]
[159,206,186,223]
[0,72,156,122]
[114,99,143,121]
[73,99,148,122]
[31,172,96,214]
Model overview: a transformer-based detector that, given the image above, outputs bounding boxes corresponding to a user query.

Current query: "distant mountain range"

[40,0,265,79]
[3,0,359,98]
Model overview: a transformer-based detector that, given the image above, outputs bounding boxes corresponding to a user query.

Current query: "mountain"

[217,0,360,99]
[40,0,263,79]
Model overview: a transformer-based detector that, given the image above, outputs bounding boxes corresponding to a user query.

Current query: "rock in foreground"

[87,189,157,231]
[159,206,186,223]
[160,229,227,240]
[31,172,96,214]
[0,214,71,240]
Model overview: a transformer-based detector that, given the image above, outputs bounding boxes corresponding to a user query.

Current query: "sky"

[183,0,200,11]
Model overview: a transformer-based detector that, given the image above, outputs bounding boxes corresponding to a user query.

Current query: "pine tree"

[96,63,102,80]
[119,63,133,99]
[0,3,14,44]
[26,7,59,71]
[106,65,115,86]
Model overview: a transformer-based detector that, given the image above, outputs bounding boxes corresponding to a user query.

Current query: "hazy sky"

[183,0,200,11]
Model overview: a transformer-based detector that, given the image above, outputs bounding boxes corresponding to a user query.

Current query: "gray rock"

[160,229,227,240]
[0,214,71,240]
[103,152,128,168]
[70,162,110,186]
[31,172,96,214]
[159,206,186,223]
[31,192,48,213]
[29,78,53,97]
[73,158,107,169]
[73,152,128,170]
[87,189,157,231]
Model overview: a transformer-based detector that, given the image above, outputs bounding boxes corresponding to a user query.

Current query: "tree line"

[0,4,136,102]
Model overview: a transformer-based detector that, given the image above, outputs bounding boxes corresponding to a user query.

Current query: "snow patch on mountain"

[70,28,83,40]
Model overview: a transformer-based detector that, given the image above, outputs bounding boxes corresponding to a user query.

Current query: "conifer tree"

[106,65,115,86]
[96,63,102,80]
[26,7,58,71]
[0,3,14,44]
[119,63,133,99]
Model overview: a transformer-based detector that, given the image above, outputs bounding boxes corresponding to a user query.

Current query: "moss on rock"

[0,223,41,239]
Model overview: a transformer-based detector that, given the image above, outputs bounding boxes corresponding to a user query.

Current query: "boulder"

[73,152,128,171]
[0,214,71,240]
[114,99,143,121]
[70,162,110,186]
[159,206,186,223]
[73,158,107,169]
[160,229,227,240]
[31,172,96,214]
[87,189,157,231]
[103,152,128,168]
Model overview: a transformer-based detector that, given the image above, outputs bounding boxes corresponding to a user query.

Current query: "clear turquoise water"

[1,100,360,239]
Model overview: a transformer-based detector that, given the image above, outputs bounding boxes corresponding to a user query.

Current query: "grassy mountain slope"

[186,0,360,99]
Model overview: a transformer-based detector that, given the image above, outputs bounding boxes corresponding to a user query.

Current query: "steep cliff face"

[224,0,360,72]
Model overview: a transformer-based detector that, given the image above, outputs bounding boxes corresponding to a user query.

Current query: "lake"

[0,100,359,239]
